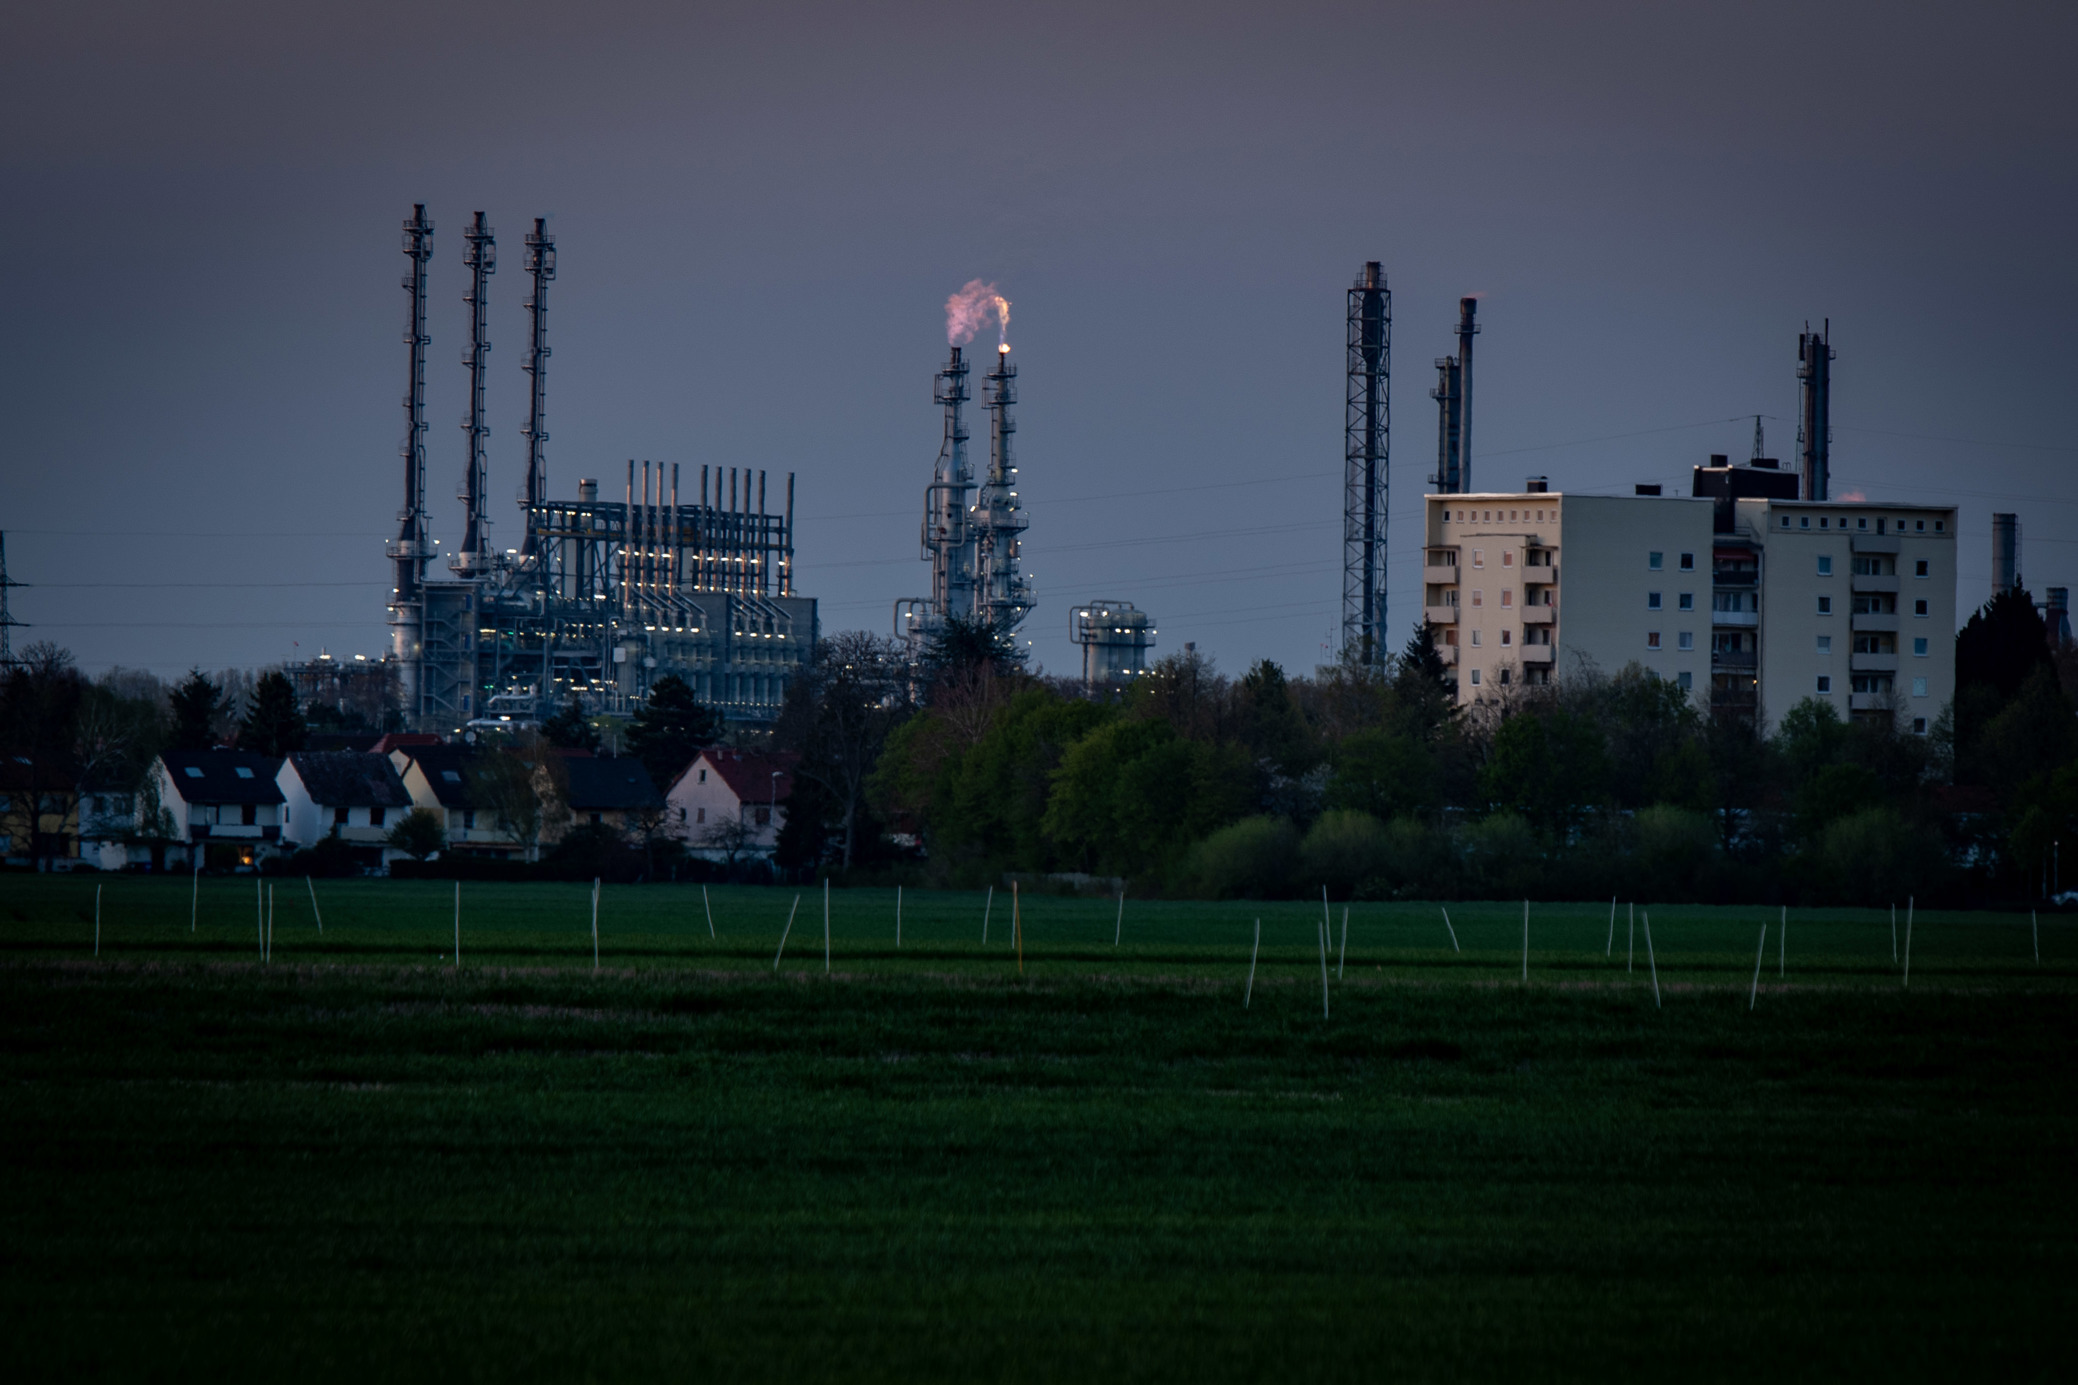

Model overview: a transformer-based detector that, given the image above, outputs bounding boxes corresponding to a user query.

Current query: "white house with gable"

[664,748,795,862]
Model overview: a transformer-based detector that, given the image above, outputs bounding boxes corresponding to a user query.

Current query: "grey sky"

[4,1,2073,682]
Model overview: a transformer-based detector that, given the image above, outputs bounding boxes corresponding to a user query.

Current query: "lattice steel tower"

[0,531,27,667]
[519,218,555,564]
[452,211,496,577]
[1342,262,1391,664]
[387,204,435,715]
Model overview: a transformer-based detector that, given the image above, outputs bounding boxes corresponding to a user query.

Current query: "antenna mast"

[1342,262,1391,664]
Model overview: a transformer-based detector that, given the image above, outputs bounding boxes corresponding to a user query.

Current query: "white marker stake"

[95,884,102,957]
[1628,903,1635,973]
[267,884,275,962]
[1440,906,1459,953]
[1244,919,1260,1008]
[1114,888,1124,947]
[1320,887,1332,964]
[1606,896,1616,956]
[591,879,600,972]
[1903,896,1914,988]
[824,878,831,974]
[1642,909,1661,1008]
[190,858,199,933]
[2033,909,2040,963]
[896,885,902,948]
[773,894,800,970]
[1891,904,1898,962]
[306,876,323,934]
[1338,906,1348,980]
[1750,922,1766,1011]
[982,886,993,944]
[1317,918,1330,1019]
[703,884,715,939]
[1521,899,1529,984]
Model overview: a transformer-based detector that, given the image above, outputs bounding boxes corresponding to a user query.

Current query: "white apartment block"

[1423,478,1957,732]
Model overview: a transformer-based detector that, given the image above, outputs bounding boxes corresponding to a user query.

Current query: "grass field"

[4,876,2075,1380]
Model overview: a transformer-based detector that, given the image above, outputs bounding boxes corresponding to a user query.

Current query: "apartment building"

[1423,488,1714,697]
[1422,470,1957,732]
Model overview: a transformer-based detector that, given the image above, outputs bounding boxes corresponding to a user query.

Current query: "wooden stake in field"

[1440,905,1459,953]
[591,878,600,972]
[1521,899,1529,983]
[896,885,902,948]
[702,884,715,939]
[1114,887,1124,947]
[1338,906,1348,979]
[1903,896,1914,987]
[1642,909,1661,1008]
[982,885,993,944]
[1750,922,1767,1010]
[306,876,323,934]
[95,883,102,957]
[773,894,800,970]
[1014,880,1023,978]
[453,880,460,968]
[1606,896,1616,955]
[1317,916,1330,1019]
[823,878,831,974]
[1245,919,1260,1008]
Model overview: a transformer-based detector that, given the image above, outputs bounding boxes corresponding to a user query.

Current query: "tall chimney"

[1797,320,1833,502]
[1993,512,2021,593]
[1456,298,1479,494]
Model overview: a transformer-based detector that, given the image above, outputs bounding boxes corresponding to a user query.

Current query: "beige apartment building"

[1422,476,1956,731]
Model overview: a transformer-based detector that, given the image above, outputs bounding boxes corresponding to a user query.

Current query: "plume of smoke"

[945,279,1011,348]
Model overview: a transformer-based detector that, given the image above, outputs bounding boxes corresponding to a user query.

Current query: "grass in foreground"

[1,882,2074,1381]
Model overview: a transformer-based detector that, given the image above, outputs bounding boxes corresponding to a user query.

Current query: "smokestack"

[1797,319,1833,502]
[1456,298,1479,494]
[519,217,555,560]
[1993,513,2021,594]
[389,203,435,721]
[1431,353,1462,493]
[1341,262,1391,665]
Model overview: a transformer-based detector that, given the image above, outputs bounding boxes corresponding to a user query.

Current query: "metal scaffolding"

[452,212,497,579]
[1342,262,1391,664]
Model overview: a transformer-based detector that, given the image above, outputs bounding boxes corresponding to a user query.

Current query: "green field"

[3,877,2074,1380]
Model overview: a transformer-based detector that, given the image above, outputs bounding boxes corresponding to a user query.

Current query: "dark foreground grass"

[2,920,2075,1381]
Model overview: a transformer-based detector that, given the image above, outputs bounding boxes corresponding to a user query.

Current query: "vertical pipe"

[671,463,681,611]
[759,470,768,595]
[1456,297,1478,494]
[784,473,795,596]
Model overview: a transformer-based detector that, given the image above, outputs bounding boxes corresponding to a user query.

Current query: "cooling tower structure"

[1070,600,1156,691]
[382,206,817,730]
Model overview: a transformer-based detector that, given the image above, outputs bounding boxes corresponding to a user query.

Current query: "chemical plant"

[381,206,816,731]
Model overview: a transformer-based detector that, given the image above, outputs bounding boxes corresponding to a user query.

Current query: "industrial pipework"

[452,212,497,578]
[519,218,555,563]
[972,344,1033,636]
[387,204,436,717]
[1342,262,1391,665]
[1798,319,1833,501]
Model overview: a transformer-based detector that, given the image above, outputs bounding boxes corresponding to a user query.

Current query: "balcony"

[1852,573,1901,594]
[1851,612,1900,634]
[1850,692,1894,713]
[1713,569,1758,587]
[1436,644,1458,666]
[1852,535,1902,555]
[1520,645,1555,665]
[1520,605,1555,625]
[1423,564,1461,586]
[1712,650,1757,670]
[1424,605,1458,626]
[1712,610,1759,628]
[1851,652,1899,674]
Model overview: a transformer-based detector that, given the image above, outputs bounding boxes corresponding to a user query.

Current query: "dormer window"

[442,770,462,783]
[234,767,254,779]
[183,766,203,779]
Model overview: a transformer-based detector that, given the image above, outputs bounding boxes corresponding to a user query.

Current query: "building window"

[1934,520,1944,532]
[696,807,706,823]
[1817,676,1832,693]
[1472,550,1485,568]
[698,769,707,783]
[1469,669,1482,686]
[334,807,349,826]
[1646,631,1662,650]
[1914,599,1929,616]
[1817,596,1832,615]
[242,804,257,826]
[1915,559,1929,577]
[1817,555,1832,575]
[1648,592,1662,610]
[1498,668,1511,685]
[1470,630,1482,646]
[1677,632,1694,651]
[1677,671,1693,691]
[1679,552,1695,571]
[1913,717,1928,735]
[1913,637,1928,656]
[1502,551,1515,567]
[370,807,385,828]
[1915,520,1925,531]
[1857,517,1867,529]
[1817,635,1831,653]
[1800,516,1810,528]
[1500,590,1514,607]
[1678,593,1694,611]
[1471,590,1484,607]
[755,807,772,826]
[1820,517,1830,529]
[1913,677,1928,697]
[463,809,475,829]
[1500,630,1512,646]
[1648,551,1663,570]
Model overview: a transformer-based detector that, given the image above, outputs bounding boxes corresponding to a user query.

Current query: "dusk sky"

[5,1,2074,680]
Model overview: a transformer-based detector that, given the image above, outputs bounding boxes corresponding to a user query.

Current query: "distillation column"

[972,343,1033,636]
[387,204,436,717]
[519,218,554,567]
[1342,262,1391,664]
[452,212,496,577]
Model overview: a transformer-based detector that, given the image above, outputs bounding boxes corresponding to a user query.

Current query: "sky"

[4,0,2075,683]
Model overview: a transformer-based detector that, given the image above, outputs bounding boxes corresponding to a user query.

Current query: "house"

[664,748,795,862]
[277,751,415,869]
[1,756,80,868]
[548,756,664,843]
[388,744,523,858]
[152,749,287,870]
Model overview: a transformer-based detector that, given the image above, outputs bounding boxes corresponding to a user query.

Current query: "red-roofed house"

[665,749,795,862]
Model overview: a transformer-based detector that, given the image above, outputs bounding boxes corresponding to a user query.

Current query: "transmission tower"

[1342,262,1391,664]
[0,531,27,667]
